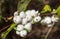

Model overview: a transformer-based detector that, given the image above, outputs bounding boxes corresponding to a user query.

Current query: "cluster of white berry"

[13,10,59,37]
[13,10,41,37]
[41,15,59,27]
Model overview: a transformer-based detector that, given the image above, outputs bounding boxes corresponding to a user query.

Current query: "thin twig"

[44,27,53,39]
[40,13,56,16]
[0,25,9,33]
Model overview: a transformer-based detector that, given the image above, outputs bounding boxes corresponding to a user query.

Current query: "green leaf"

[18,0,31,12]
[41,5,51,13]
[56,6,60,18]
[1,23,17,39]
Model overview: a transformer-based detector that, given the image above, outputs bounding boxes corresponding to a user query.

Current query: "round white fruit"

[14,11,18,16]
[19,11,26,18]
[30,10,38,16]
[13,16,21,24]
[19,30,27,37]
[44,17,52,24]
[16,31,20,35]
[22,18,27,25]
[34,16,41,22]
[26,15,32,21]
[51,15,59,22]
[25,10,31,16]
[17,24,24,31]
[24,23,32,32]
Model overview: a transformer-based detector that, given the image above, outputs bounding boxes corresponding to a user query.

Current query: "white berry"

[16,31,20,35]
[41,19,45,24]
[34,16,41,22]
[25,10,31,16]
[19,11,26,18]
[22,18,27,25]
[24,23,32,32]
[44,17,52,24]
[17,24,24,31]
[26,15,32,21]
[14,11,18,16]
[13,16,21,24]
[30,10,37,16]
[51,15,59,22]
[19,30,27,37]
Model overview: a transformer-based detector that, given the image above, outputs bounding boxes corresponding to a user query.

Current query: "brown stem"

[0,25,9,33]
[44,27,53,39]
[40,13,56,16]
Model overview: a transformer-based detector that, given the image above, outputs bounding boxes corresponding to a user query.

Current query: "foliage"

[56,6,60,18]
[41,4,51,13]
[18,0,31,12]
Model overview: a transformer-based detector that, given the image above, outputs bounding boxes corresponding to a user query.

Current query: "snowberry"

[24,23,32,32]
[16,31,20,35]
[26,15,32,21]
[30,10,36,16]
[30,10,38,16]
[19,11,26,18]
[19,30,27,37]
[34,16,41,22]
[51,15,59,22]
[25,10,39,17]
[34,10,39,16]
[25,10,31,16]
[17,24,24,31]
[41,19,45,24]
[22,18,27,25]
[37,13,40,16]
[14,11,18,16]
[13,16,21,24]
[35,10,38,14]
[44,17,52,24]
